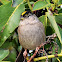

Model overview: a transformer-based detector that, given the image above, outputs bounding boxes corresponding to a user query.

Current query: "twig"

[46,33,56,39]
[26,0,33,12]
[34,53,62,61]
[27,43,45,62]
[56,58,61,62]
[38,49,48,62]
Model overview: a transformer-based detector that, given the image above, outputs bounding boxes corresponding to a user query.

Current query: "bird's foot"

[27,47,40,62]
[27,43,45,62]
[23,49,27,58]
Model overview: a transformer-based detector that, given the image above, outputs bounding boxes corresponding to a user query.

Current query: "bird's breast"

[18,22,45,50]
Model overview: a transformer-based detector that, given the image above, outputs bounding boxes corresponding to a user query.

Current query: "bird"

[18,12,46,62]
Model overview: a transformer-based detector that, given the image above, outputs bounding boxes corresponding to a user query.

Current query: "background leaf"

[0,61,11,62]
[33,1,51,11]
[55,14,62,25]
[58,9,62,13]
[46,10,62,44]
[12,0,23,7]
[0,49,9,60]
[58,26,62,39]
[4,48,16,62]
[46,0,51,3]
[39,15,46,27]
[52,0,58,3]
[58,0,62,4]
[0,3,25,47]
[0,0,11,4]
[0,2,15,32]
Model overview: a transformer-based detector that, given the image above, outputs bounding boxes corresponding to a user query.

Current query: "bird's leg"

[23,49,27,58]
[27,47,39,62]
[28,43,45,62]
[38,45,45,54]
[42,45,45,53]
[23,49,28,62]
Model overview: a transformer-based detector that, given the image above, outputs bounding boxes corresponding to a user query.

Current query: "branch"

[34,53,62,61]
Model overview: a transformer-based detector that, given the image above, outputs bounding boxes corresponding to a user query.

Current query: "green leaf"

[4,47,16,62]
[46,0,51,3]
[58,0,62,4]
[46,26,54,35]
[52,0,58,3]
[58,9,62,13]
[33,1,51,11]
[39,15,47,28]
[55,14,62,25]
[0,61,11,62]
[46,10,62,44]
[52,38,61,55]
[0,2,15,32]
[12,0,23,7]
[1,41,14,49]
[1,0,11,4]
[58,26,62,39]
[0,2,3,6]
[39,15,48,34]
[0,3,25,47]
[0,49,9,60]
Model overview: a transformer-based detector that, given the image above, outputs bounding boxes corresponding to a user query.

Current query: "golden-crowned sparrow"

[18,13,46,50]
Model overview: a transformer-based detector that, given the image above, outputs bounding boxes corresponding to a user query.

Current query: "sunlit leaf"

[39,15,48,34]
[46,0,51,3]
[0,2,15,32]
[39,15,46,27]
[12,0,23,7]
[52,0,58,3]
[33,1,51,11]
[0,3,25,47]
[46,10,62,44]
[1,0,11,4]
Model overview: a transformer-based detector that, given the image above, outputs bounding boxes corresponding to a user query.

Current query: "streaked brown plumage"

[18,14,45,50]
